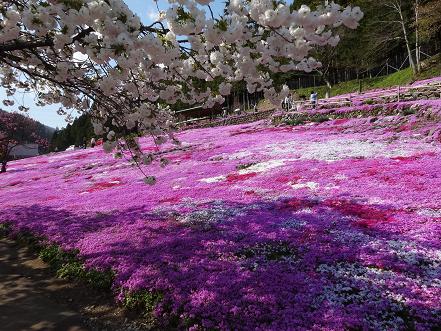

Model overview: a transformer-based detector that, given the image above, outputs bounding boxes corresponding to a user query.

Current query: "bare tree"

[382,0,432,74]
[385,0,417,74]
[415,0,421,72]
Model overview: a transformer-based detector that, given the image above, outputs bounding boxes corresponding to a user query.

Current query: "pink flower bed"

[1,117,440,330]
[411,76,441,87]
[323,76,441,103]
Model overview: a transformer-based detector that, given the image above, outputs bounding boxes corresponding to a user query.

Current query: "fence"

[286,46,439,91]
[174,46,440,123]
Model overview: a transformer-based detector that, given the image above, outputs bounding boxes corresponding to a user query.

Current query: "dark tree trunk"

[1,162,6,173]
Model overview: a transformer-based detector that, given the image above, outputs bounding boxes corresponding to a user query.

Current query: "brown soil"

[0,237,151,331]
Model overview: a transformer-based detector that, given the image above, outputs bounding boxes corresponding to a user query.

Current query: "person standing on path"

[310,91,318,109]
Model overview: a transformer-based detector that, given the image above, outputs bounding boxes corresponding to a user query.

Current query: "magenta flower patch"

[1,115,440,330]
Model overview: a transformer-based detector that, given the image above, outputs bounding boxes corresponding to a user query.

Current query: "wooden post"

[398,85,401,102]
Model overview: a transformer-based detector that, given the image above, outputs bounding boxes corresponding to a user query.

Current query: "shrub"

[402,108,416,116]
[0,222,10,236]
[38,244,114,290]
[311,115,330,123]
[284,117,306,126]
[123,290,163,316]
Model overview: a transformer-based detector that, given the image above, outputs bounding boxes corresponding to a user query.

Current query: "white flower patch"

[62,163,75,168]
[19,163,38,169]
[48,157,66,163]
[324,183,339,191]
[385,240,441,278]
[199,175,226,183]
[333,234,441,283]
[91,171,108,180]
[297,207,313,214]
[238,159,286,174]
[298,140,408,162]
[264,139,427,162]
[264,141,300,155]
[315,262,416,331]
[367,196,387,204]
[280,218,307,229]
[289,181,319,190]
[330,229,375,245]
[209,150,252,162]
[417,208,441,218]
[176,201,248,229]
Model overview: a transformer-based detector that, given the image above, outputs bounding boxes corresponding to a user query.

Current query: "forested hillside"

[0,109,54,142]
[279,0,441,90]
[50,113,94,151]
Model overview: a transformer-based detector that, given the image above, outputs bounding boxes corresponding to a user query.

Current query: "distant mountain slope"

[0,109,55,142]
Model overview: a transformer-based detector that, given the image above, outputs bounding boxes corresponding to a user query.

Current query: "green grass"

[38,244,114,290]
[293,53,441,99]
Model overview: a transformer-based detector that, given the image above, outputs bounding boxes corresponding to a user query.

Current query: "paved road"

[0,237,89,331]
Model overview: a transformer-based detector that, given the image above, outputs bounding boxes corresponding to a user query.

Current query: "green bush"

[38,244,114,290]
[363,99,376,105]
[123,290,163,315]
[0,223,10,236]
[284,117,306,126]
[402,108,416,116]
[311,115,330,123]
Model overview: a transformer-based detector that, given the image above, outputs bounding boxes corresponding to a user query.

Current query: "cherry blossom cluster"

[0,0,363,177]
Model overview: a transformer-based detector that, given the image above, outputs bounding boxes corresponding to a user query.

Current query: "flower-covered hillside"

[1,116,441,330]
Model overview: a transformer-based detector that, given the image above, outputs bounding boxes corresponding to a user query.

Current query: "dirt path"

[0,236,90,330]
[0,237,147,331]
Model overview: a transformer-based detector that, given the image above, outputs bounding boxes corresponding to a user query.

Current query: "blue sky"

[0,1,227,128]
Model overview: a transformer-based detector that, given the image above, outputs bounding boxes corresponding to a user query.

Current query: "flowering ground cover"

[1,114,441,330]
[324,76,441,104]
[305,99,441,120]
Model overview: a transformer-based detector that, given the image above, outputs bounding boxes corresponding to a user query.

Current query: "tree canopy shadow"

[1,196,440,330]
